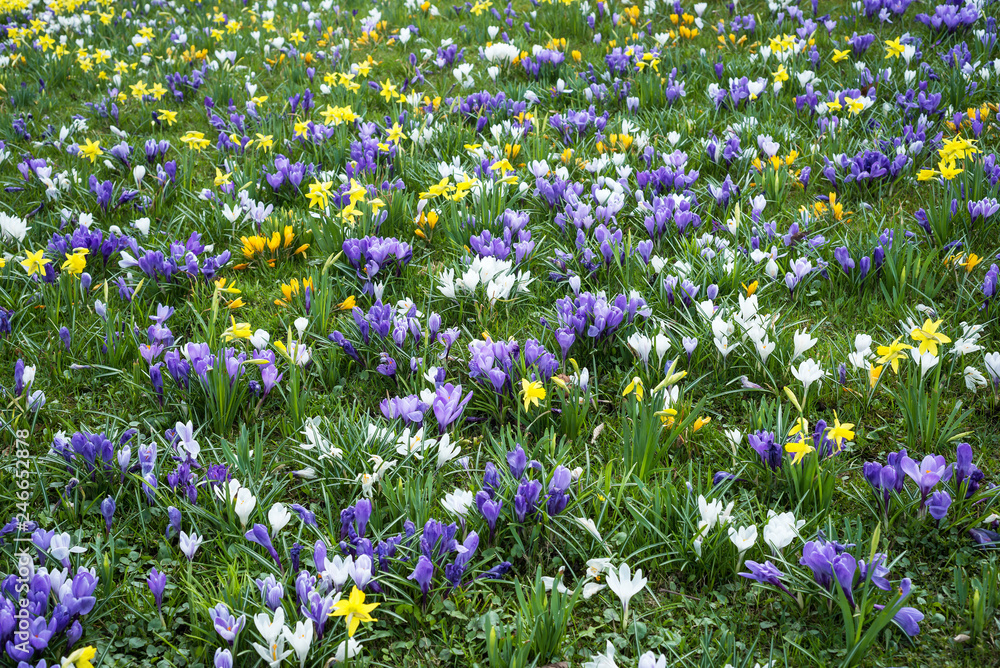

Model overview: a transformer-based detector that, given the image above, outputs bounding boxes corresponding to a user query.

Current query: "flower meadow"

[3,1,1000,667]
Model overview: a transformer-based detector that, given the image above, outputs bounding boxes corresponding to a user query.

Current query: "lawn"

[1,0,1000,667]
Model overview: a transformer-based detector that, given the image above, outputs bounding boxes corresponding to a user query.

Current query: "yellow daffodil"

[520,378,546,411]
[222,316,251,341]
[306,180,333,209]
[61,646,96,668]
[910,318,950,356]
[884,37,904,59]
[329,586,379,637]
[876,336,912,373]
[826,411,855,448]
[61,249,89,275]
[959,253,982,273]
[78,139,103,163]
[623,376,644,401]
[21,249,50,276]
[157,109,178,126]
[785,439,815,465]
[180,131,210,151]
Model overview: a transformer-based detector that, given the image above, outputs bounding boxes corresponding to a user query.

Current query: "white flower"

[639,651,667,668]
[436,434,460,468]
[791,358,825,395]
[268,503,292,535]
[586,557,613,579]
[728,524,758,552]
[606,562,647,624]
[763,510,805,553]
[574,517,603,541]
[441,489,474,517]
[0,212,29,242]
[332,638,362,662]
[985,352,1000,380]
[965,366,988,392]
[235,487,257,526]
[253,608,290,667]
[654,332,671,362]
[909,347,939,378]
[282,620,313,668]
[395,427,434,459]
[791,329,817,361]
[627,332,652,365]
[583,640,619,668]
[250,329,270,349]
[697,495,733,534]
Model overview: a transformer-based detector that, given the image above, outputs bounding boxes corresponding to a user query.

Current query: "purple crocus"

[245,523,283,570]
[147,567,166,614]
[100,496,116,533]
[432,383,473,434]
[211,602,246,645]
[927,490,951,520]
[408,555,434,601]
[900,454,952,501]
[739,560,793,597]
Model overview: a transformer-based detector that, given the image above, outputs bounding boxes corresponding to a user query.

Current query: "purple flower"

[147,567,166,613]
[211,602,246,645]
[927,490,951,520]
[408,555,434,599]
[215,648,234,668]
[507,444,527,479]
[739,560,790,595]
[100,496,116,533]
[245,523,282,570]
[900,454,952,500]
[432,383,473,434]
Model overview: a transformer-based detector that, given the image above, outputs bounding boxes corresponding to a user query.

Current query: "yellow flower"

[520,378,546,411]
[78,139,103,163]
[869,363,883,388]
[939,135,978,161]
[61,249,89,275]
[222,316,251,341]
[876,337,913,374]
[826,411,855,448]
[938,159,963,180]
[157,109,178,126]
[338,295,356,310]
[255,133,274,151]
[959,253,982,273]
[329,586,379,637]
[378,78,397,102]
[214,277,241,294]
[785,439,815,465]
[20,249,50,276]
[788,416,809,439]
[227,297,245,309]
[832,48,850,63]
[884,37,904,59]
[61,646,96,668]
[772,64,789,83]
[623,376,644,401]
[305,180,333,209]
[692,416,711,432]
[214,168,232,187]
[742,280,758,297]
[910,318,950,356]
[180,131,210,151]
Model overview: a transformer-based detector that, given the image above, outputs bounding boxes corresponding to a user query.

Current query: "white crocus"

[234,487,257,527]
[606,562,647,626]
[268,503,292,535]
